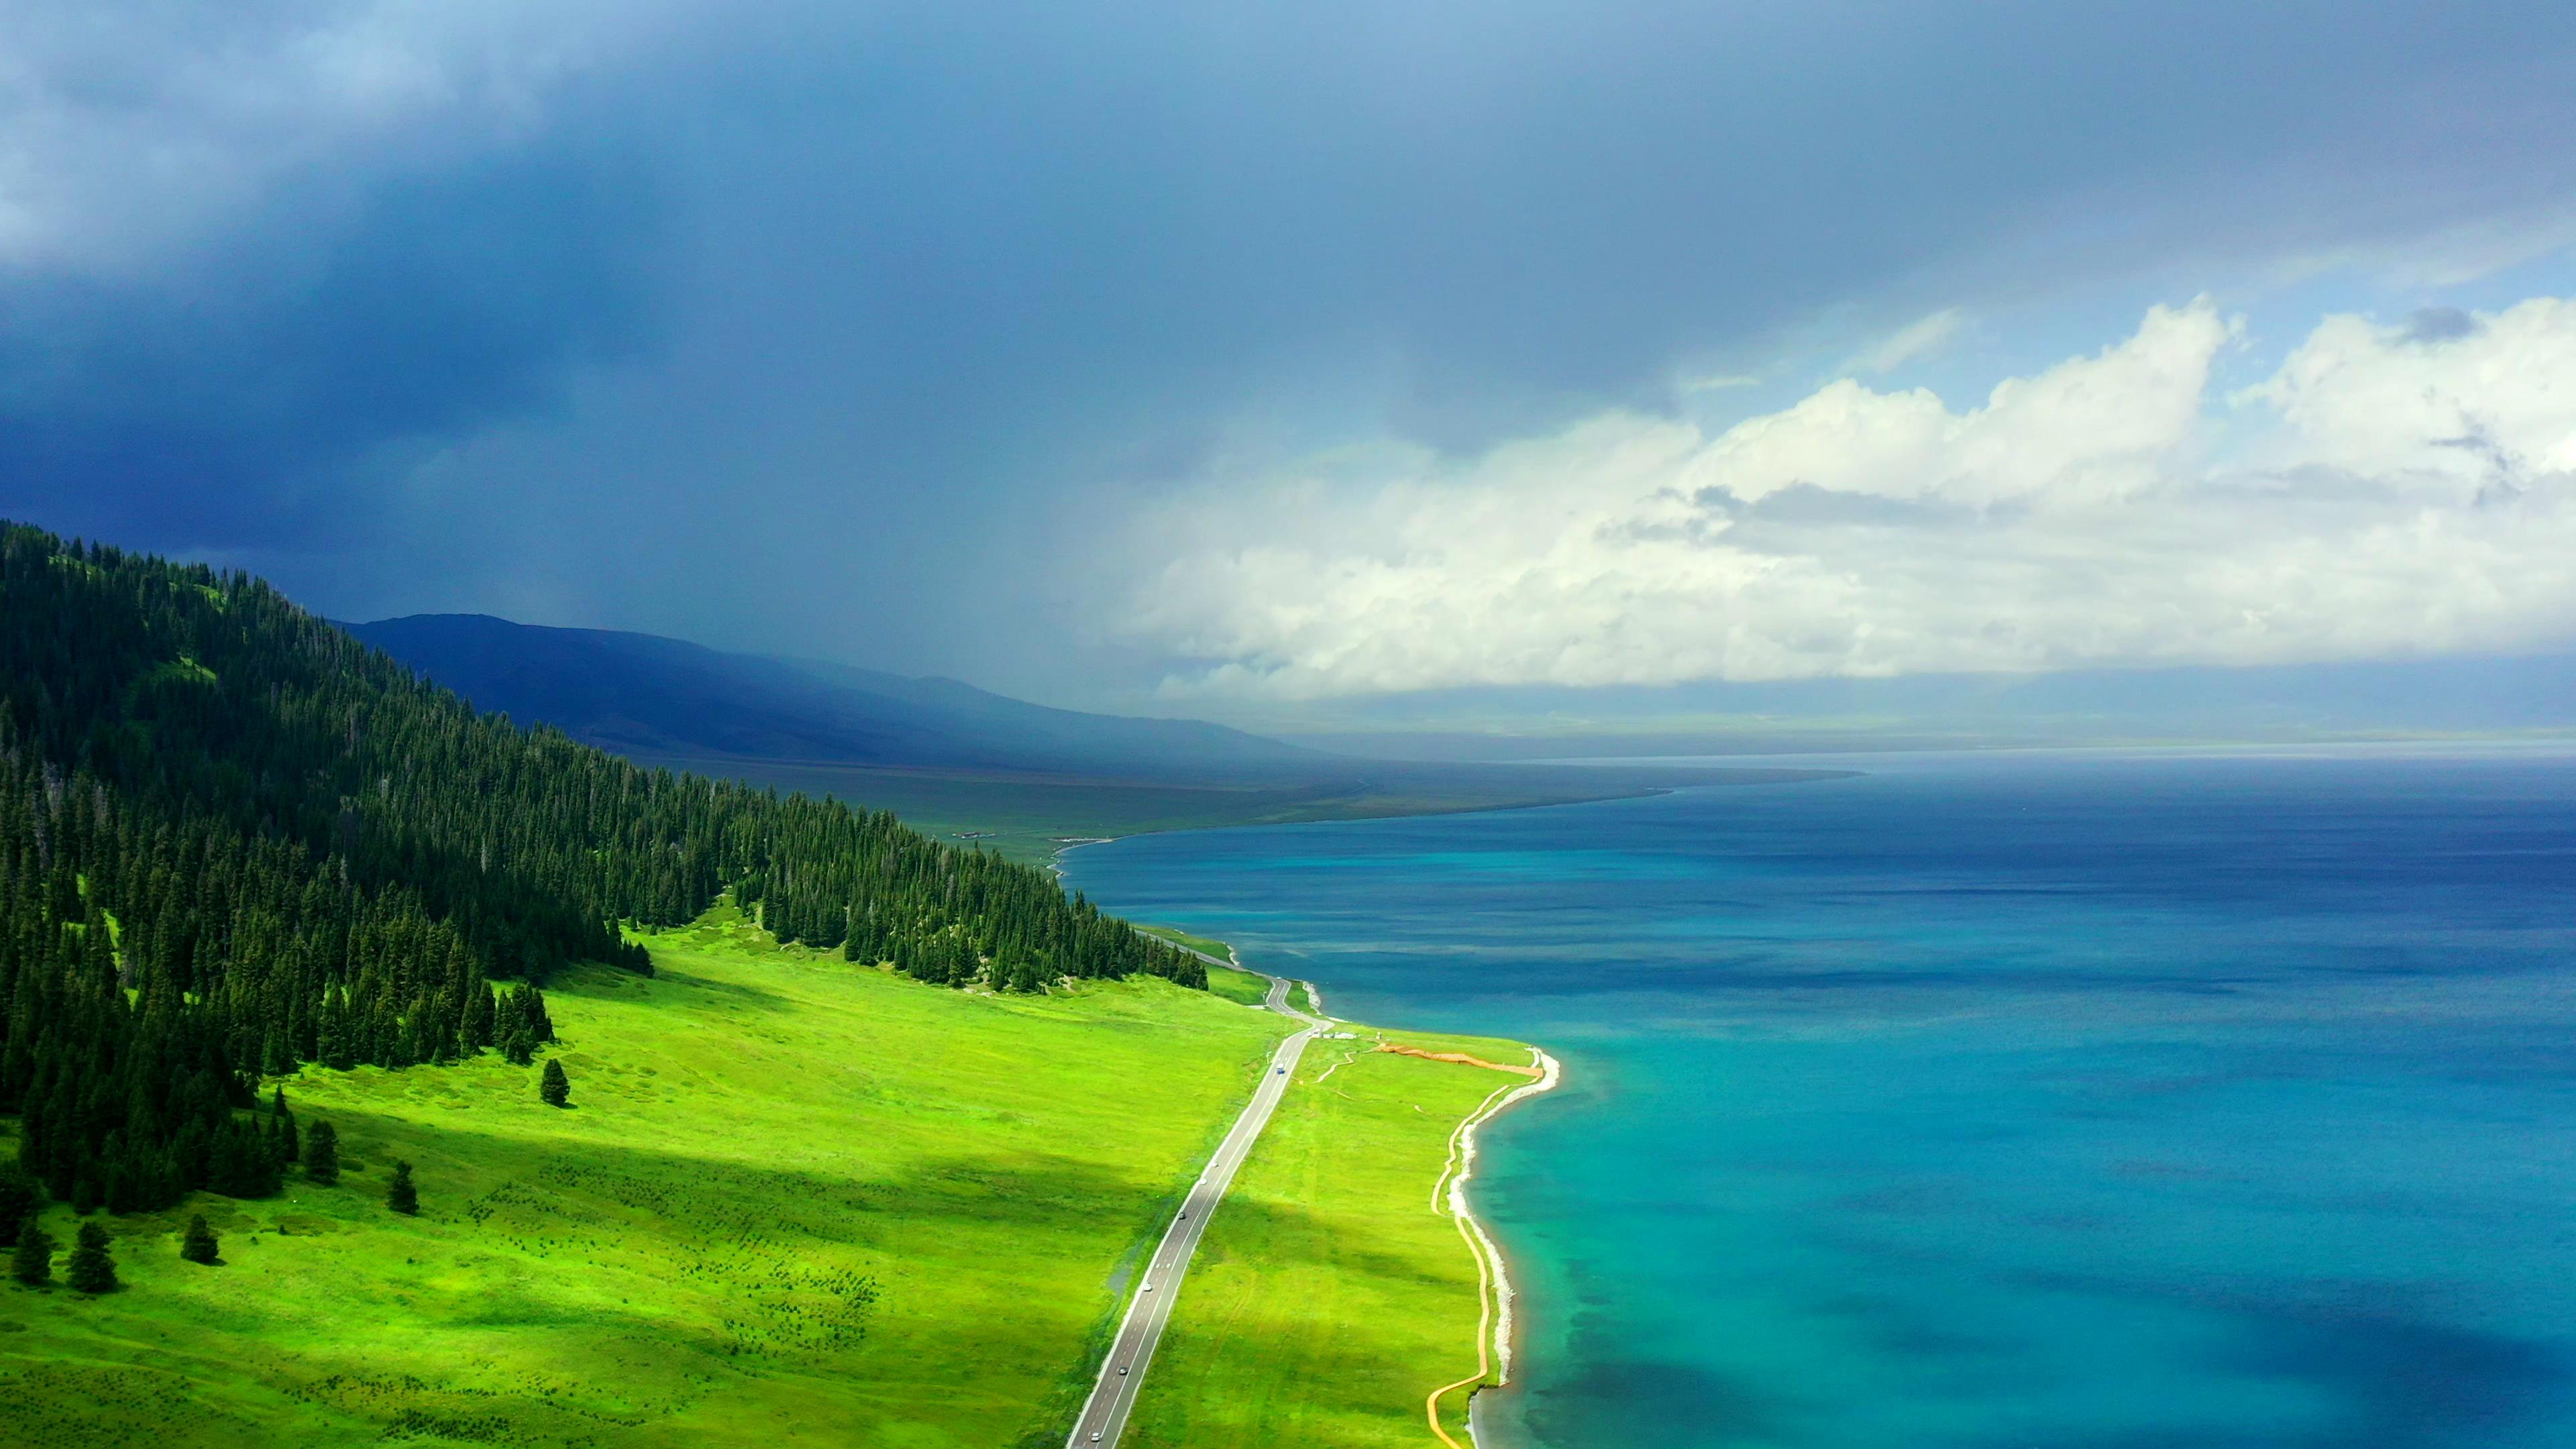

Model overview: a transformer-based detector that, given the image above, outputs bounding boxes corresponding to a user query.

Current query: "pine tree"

[271,1088,299,1166]
[304,1121,339,1186]
[540,1058,571,1108]
[66,1220,115,1293]
[0,520,1215,1222]
[180,1214,219,1266]
[386,1161,417,1216]
[0,1165,36,1248]
[522,985,555,1043]
[10,1223,51,1286]
[462,985,496,1053]
[318,990,356,1071]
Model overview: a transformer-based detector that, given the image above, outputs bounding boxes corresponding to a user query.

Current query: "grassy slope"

[1197,964,1273,1008]
[0,906,1285,1448]
[1129,926,1273,1010]
[1126,1025,1544,1449]
[1130,924,1235,965]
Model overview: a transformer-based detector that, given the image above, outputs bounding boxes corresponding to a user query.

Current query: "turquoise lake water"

[1063,745,2576,1448]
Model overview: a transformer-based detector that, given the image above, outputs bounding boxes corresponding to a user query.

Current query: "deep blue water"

[1063,746,2576,1449]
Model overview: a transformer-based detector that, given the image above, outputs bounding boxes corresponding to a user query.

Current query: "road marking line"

[1065,951,1320,1448]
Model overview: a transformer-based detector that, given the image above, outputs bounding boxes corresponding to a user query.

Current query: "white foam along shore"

[1442,1045,1564,1392]
[1042,835,1118,881]
[1040,868,1548,1424]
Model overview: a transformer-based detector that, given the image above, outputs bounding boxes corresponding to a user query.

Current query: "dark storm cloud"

[654,0,2576,451]
[2,0,2573,696]
[0,145,662,551]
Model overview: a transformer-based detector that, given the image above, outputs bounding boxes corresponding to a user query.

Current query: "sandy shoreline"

[1434,1043,1563,1442]
[1045,855,1558,1442]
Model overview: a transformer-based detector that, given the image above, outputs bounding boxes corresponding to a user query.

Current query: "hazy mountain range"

[348,614,1320,780]
[354,616,2576,786]
[344,614,1848,857]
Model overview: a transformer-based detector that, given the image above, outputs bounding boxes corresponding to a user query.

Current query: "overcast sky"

[5,1,2574,721]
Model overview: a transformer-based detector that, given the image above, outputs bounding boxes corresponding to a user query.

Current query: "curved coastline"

[1434,1045,1564,1443]
[1047,836,1565,1444]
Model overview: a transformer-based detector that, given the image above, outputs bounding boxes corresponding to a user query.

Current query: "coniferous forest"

[0,521,1205,1218]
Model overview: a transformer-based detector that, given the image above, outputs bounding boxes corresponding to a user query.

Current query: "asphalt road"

[1065,965,1323,1448]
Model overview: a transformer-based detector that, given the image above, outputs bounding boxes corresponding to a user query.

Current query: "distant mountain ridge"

[346,614,1320,778]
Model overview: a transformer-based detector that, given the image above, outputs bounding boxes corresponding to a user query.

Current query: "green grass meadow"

[1196,964,1275,1008]
[1130,923,1235,965]
[1128,925,1275,1011]
[0,905,1287,1448]
[1124,1026,1544,1448]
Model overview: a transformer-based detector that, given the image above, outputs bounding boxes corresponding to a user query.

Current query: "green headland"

[1,906,1547,1448]
[0,521,1550,1447]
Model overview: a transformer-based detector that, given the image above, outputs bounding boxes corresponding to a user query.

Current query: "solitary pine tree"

[271,1088,299,1166]
[180,1214,219,1266]
[386,1161,418,1216]
[540,1059,571,1108]
[305,1122,339,1186]
[66,1221,115,1293]
[10,1224,51,1286]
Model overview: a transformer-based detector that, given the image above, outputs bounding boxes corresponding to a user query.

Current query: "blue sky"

[3,1,2573,723]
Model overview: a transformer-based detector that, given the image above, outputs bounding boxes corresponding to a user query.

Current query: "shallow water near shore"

[1063,745,2576,1449]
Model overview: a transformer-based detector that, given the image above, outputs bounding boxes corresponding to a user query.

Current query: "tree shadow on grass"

[548,959,805,1015]
[14,1104,1265,1448]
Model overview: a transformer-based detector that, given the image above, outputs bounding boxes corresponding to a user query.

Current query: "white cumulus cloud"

[1118,296,2576,698]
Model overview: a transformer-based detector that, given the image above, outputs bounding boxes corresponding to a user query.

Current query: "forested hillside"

[0,522,1202,1218]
